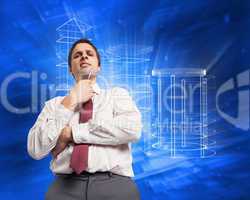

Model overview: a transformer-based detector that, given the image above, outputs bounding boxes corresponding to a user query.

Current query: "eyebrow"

[73,49,94,55]
[73,50,81,56]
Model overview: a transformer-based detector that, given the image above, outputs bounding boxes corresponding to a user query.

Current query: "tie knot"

[82,99,93,109]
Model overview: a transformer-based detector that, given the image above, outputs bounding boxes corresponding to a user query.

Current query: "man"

[27,39,142,200]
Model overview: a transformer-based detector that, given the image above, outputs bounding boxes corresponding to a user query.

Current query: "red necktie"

[70,99,93,174]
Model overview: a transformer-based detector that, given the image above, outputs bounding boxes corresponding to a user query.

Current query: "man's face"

[70,42,100,81]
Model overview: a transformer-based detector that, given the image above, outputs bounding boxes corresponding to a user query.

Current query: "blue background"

[0,0,249,199]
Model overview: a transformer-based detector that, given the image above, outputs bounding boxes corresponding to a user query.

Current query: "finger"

[88,88,95,94]
[90,93,95,98]
[52,149,60,158]
[51,143,61,157]
[86,87,94,94]
[79,80,90,86]
[57,142,65,151]
[51,149,58,158]
[52,142,67,158]
[84,80,91,84]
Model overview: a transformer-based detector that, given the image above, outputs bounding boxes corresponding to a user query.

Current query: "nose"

[80,54,88,61]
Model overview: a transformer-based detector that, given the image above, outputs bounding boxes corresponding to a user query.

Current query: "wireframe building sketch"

[55,18,93,92]
[150,68,215,158]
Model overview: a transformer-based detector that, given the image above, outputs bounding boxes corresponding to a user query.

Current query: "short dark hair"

[68,39,101,69]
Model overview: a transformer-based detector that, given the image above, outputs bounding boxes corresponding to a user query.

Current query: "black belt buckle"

[108,172,113,177]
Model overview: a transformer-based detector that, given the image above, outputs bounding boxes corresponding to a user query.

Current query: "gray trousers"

[45,172,140,200]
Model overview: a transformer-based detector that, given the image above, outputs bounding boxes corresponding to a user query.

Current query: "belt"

[56,171,115,179]
[75,171,113,177]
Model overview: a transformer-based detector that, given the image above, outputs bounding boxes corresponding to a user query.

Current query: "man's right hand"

[51,125,72,158]
[61,80,95,111]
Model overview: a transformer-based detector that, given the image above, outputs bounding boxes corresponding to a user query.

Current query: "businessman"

[27,39,142,200]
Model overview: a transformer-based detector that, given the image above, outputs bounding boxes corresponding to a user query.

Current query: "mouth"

[80,62,90,68]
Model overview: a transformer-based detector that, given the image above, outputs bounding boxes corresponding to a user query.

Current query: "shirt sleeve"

[71,87,142,145]
[27,97,74,160]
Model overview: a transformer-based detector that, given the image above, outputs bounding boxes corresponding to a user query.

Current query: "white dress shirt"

[27,83,142,177]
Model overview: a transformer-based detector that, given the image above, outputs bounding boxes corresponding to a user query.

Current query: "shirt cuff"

[47,103,74,141]
[71,123,90,144]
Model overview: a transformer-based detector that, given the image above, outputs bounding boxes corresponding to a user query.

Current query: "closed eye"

[87,50,94,56]
[73,52,82,59]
